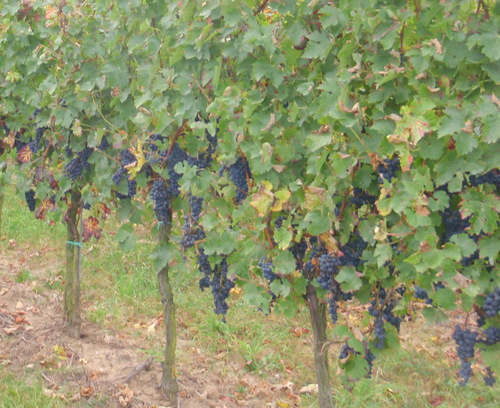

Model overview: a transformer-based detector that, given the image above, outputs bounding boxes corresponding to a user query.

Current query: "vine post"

[0,162,6,236]
[64,189,82,338]
[306,282,335,408]
[157,211,179,404]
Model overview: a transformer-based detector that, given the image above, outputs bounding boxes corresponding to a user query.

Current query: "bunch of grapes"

[227,157,251,204]
[317,253,342,290]
[25,189,36,212]
[483,288,500,317]
[483,367,496,386]
[112,149,138,199]
[369,288,403,334]
[351,187,377,207]
[365,348,376,378]
[339,342,359,359]
[197,248,212,290]
[373,317,386,349]
[376,158,400,183]
[258,257,280,283]
[211,258,235,317]
[165,143,188,196]
[181,196,205,250]
[64,147,93,181]
[469,169,500,187]
[452,325,478,385]
[29,127,47,154]
[439,205,470,243]
[414,286,433,305]
[480,326,500,346]
[150,179,172,223]
[97,136,109,151]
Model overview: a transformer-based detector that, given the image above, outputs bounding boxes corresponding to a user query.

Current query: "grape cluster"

[211,258,235,317]
[166,143,188,196]
[25,189,36,212]
[376,158,400,183]
[317,253,342,289]
[483,288,500,317]
[112,149,138,199]
[29,127,47,154]
[64,147,93,181]
[150,180,172,222]
[469,169,500,187]
[369,288,403,336]
[258,257,279,283]
[373,317,386,349]
[484,367,496,386]
[197,249,212,290]
[145,133,167,165]
[365,348,376,378]
[339,342,359,359]
[414,286,433,304]
[197,249,235,318]
[439,205,470,243]
[295,234,366,324]
[228,157,250,204]
[480,326,500,346]
[452,325,478,385]
[97,136,109,151]
[181,195,205,250]
[351,187,377,207]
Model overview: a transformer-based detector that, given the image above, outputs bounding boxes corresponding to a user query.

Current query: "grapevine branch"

[253,0,270,15]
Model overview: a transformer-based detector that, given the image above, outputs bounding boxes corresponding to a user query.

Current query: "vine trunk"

[306,282,335,408]
[64,189,82,338]
[157,214,179,404]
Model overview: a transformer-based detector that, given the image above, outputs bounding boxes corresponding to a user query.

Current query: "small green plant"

[0,369,67,408]
[15,269,34,283]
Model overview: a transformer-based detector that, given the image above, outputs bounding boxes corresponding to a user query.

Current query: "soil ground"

[0,243,296,408]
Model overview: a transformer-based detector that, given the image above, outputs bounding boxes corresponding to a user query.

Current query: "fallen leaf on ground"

[430,395,445,406]
[3,326,18,335]
[299,384,318,394]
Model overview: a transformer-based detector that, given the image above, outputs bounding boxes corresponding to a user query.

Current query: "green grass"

[0,369,67,408]
[15,269,35,283]
[0,184,499,408]
[0,186,65,246]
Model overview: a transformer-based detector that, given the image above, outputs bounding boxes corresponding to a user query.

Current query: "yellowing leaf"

[271,188,291,212]
[126,141,145,179]
[250,182,275,217]
[304,186,326,211]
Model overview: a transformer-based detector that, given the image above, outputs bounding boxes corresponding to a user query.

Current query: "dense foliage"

[1,0,498,404]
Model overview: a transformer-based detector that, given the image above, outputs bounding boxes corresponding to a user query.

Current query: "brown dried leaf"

[491,93,500,108]
[16,145,32,163]
[261,113,276,132]
[299,384,318,394]
[461,120,473,134]
[454,273,471,288]
[415,206,430,216]
[4,326,18,335]
[429,38,443,54]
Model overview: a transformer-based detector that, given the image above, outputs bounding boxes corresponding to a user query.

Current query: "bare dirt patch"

[0,246,299,408]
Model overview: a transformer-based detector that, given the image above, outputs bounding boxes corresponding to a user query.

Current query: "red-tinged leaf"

[17,145,32,163]
[97,203,112,219]
[34,166,58,189]
[429,395,445,407]
[292,326,310,337]
[83,216,102,241]
[35,198,55,220]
